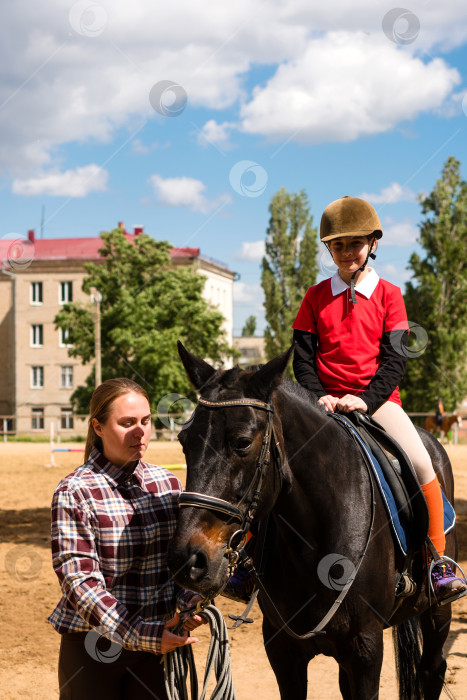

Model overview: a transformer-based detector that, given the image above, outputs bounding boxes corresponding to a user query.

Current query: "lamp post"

[91,290,102,387]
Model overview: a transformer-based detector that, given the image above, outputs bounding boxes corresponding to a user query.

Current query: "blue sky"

[1,1,467,335]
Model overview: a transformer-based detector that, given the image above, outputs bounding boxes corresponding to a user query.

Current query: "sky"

[1,1,466,336]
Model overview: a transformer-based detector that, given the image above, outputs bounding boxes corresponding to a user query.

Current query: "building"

[0,225,235,437]
[232,336,266,368]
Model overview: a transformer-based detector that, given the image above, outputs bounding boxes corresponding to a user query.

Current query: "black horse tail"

[393,618,423,699]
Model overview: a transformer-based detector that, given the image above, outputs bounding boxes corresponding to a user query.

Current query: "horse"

[168,344,459,699]
[424,414,462,443]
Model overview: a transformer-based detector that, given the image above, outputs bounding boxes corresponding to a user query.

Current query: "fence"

[1,411,465,443]
[0,412,189,442]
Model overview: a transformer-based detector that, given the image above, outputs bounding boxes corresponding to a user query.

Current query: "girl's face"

[92,391,152,469]
[328,236,374,280]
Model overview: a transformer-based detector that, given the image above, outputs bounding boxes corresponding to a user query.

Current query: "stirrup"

[429,556,467,607]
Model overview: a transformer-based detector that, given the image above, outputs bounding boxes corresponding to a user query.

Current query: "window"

[61,408,74,430]
[31,324,43,347]
[60,365,73,389]
[59,328,72,348]
[60,281,73,304]
[31,366,44,388]
[30,282,43,304]
[0,417,14,435]
[31,408,44,430]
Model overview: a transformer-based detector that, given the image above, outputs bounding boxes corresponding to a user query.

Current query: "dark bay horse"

[168,344,458,699]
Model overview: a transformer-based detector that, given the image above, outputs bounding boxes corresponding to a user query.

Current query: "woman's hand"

[160,613,199,654]
[335,395,368,413]
[182,594,209,631]
[318,395,340,413]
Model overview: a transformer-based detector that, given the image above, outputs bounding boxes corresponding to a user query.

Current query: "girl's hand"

[160,613,199,654]
[318,395,339,413]
[335,395,368,413]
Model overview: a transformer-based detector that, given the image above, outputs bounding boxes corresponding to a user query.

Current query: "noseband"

[178,396,283,562]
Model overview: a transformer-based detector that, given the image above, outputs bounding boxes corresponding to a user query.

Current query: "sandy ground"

[0,441,466,699]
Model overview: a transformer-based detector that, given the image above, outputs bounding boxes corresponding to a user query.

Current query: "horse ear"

[248,345,294,401]
[177,341,216,392]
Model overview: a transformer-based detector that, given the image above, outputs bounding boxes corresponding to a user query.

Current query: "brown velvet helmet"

[320,196,382,242]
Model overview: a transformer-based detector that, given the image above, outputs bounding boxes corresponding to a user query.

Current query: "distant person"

[435,396,445,428]
[49,378,205,700]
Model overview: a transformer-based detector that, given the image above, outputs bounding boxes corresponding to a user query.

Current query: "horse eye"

[234,437,252,453]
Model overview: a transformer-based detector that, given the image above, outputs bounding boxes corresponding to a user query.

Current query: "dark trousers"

[58,632,169,700]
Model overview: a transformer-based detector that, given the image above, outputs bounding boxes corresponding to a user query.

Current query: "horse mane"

[202,363,322,413]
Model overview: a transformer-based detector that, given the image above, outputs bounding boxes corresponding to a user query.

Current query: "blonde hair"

[84,378,150,461]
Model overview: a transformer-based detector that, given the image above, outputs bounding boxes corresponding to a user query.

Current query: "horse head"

[167,342,293,599]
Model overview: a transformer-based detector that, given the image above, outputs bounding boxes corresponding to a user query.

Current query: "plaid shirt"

[48,448,193,654]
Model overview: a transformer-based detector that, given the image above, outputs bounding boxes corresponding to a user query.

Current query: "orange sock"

[421,476,445,556]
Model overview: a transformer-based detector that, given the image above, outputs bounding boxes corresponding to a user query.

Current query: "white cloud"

[148,174,231,213]
[195,120,236,150]
[234,281,264,305]
[235,240,265,261]
[239,32,460,143]
[0,2,466,176]
[12,165,108,197]
[378,263,413,287]
[379,219,419,247]
[360,183,417,204]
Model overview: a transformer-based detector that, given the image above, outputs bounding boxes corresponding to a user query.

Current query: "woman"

[49,378,205,699]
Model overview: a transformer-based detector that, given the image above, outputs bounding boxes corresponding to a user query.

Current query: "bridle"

[178,396,283,568]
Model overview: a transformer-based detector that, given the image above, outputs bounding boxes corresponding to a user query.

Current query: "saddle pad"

[333,414,456,556]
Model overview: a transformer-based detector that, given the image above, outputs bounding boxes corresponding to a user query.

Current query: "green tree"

[261,188,319,367]
[402,156,467,411]
[241,315,256,336]
[55,227,233,412]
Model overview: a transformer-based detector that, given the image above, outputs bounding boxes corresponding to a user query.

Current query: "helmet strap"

[349,236,376,304]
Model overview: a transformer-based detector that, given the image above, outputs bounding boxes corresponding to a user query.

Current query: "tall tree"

[55,227,233,412]
[241,315,256,337]
[261,188,318,365]
[402,156,467,411]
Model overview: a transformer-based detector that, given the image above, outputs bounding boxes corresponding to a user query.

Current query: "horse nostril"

[188,549,209,583]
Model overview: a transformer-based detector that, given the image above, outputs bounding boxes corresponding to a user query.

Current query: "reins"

[179,396,377,641]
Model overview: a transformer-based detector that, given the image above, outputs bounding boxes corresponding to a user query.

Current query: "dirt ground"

[1,441,466,699]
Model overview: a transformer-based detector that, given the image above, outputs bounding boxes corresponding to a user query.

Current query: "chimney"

[133,226,144,236]
[118,221,125,230]
[28,229,35,243]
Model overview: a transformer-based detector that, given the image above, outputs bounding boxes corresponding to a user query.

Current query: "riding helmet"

[320,196,382,242]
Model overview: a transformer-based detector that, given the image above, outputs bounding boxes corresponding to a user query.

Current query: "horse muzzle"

[167,526,231,597]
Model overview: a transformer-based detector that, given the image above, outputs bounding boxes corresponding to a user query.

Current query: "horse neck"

[273,391,370,549]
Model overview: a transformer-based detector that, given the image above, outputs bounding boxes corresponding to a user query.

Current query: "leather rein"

[178,396,376,640]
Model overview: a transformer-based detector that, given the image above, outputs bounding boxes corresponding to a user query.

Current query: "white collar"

[330,268,380,299]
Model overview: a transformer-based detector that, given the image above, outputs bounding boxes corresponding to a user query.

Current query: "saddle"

[329,410,429,560]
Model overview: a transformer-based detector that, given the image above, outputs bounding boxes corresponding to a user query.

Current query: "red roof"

[0,228,200,267]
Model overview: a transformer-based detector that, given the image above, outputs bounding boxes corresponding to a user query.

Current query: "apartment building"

[0,225,235,436]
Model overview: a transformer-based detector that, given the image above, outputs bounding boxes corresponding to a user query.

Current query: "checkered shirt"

[48,447,194,654]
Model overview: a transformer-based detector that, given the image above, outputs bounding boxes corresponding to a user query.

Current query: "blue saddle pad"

[335,414,456,556]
